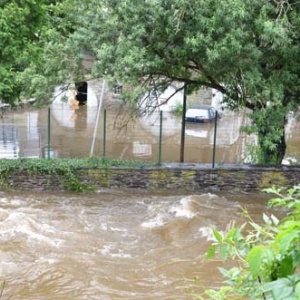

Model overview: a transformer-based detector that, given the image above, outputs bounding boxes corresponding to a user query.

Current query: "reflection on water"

[0,110,41,159]
[0,104,299,163]
[0,190,273,299]
[0,124,19,159]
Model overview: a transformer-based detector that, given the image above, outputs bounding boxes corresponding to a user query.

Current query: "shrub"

[192,185,300,299]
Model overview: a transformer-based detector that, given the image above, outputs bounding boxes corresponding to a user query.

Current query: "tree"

[19,0,300,164]
[15,0,83,105]
[0,0,46,104]
[0,0,80,105]
[56,0,300,165]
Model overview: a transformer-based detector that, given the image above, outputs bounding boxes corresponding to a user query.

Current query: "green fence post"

[158,110,163,164]
[102,109,107,158]
[180,85,187,163]
[212,111,218,168]
[47,107,51,159]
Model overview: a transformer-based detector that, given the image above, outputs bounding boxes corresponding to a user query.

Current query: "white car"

[185,105,219,124]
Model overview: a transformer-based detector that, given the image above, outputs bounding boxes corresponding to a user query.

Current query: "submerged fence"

[44,107,221,167]
[0,105,298,165]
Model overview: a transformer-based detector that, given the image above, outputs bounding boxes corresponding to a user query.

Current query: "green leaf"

[276,255,294,278]
[263,213,272,225]
[258,277,291,294]
[271,286,294,300]
[246,245,265,277]
[271,214,280,226]
[220,244,230,261]
[277,230,299,253]
[206,245,216,259]
[212,228,223,243]
[218,267,229,277]
[294,281,300,296]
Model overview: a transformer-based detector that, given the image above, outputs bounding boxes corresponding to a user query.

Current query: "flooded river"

[0,104,297,298]
[0,189,273,299]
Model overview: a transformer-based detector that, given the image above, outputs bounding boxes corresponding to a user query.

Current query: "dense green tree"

[0,0,46,104]
[16,0,81,104]
[8,0,298,164]
[57,0,300,165]
[0,0,78,105]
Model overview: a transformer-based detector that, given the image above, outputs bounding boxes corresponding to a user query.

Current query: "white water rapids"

[0,189,272,299]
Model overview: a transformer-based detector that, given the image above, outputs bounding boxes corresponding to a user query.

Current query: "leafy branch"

[193,184,300,299]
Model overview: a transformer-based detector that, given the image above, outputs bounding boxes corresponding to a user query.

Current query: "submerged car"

[185,105,219,124]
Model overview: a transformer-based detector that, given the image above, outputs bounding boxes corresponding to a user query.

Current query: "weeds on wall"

[0,157,152,192]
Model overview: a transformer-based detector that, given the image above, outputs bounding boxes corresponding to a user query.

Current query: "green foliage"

[170,100,194,116]
[0,157,152,192]
[171,102,184,116]
[0,279,4,298]
[243,106,287,165]
[0,0,79,105]
[17,0,82,105]
[195,184,300,299]
[0,0,46,103]
[243,143,262,165]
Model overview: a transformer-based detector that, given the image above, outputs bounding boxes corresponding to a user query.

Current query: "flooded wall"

[4,164,300,193]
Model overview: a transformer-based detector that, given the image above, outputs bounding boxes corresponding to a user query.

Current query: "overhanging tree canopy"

[0,0,79,104]
[59,0,300,165]
[12,0,298,165]
[0,0,46,104]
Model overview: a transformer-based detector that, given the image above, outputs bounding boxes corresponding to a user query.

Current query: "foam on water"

[141,213,166,228]
[198,226,215,241]
[168,196,197,219]
[141,195,200,229]
[100,222,108,231]
[0,207,65,248]
[0,196,24,207]
[109,226,128,232]
[99,244,132,258]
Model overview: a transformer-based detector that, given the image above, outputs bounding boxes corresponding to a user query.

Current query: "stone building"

[53,77,218,112]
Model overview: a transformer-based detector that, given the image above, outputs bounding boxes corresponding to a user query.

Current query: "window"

[113,84,123,96]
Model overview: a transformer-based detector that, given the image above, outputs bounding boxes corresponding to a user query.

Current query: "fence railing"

[1,105,289,165]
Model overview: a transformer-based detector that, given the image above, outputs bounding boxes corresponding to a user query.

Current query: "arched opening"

[75,82,88,105]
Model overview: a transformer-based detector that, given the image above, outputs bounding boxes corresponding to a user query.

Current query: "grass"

[0,157,154,192]
[0,157,153,172]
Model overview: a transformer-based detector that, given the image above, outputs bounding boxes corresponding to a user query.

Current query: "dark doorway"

[75,82,88,105]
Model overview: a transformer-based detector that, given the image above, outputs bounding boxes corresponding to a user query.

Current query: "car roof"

[187,105,214,110]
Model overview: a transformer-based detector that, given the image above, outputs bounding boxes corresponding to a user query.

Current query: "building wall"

[52,77,217,110]
[86,79,215,108]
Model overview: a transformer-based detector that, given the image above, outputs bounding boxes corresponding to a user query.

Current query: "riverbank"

[0,158,299,193]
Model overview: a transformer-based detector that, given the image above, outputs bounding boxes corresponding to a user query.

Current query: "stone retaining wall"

[3,164,300,192]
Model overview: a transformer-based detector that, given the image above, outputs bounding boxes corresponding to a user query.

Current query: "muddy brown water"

[0,189,277,300]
